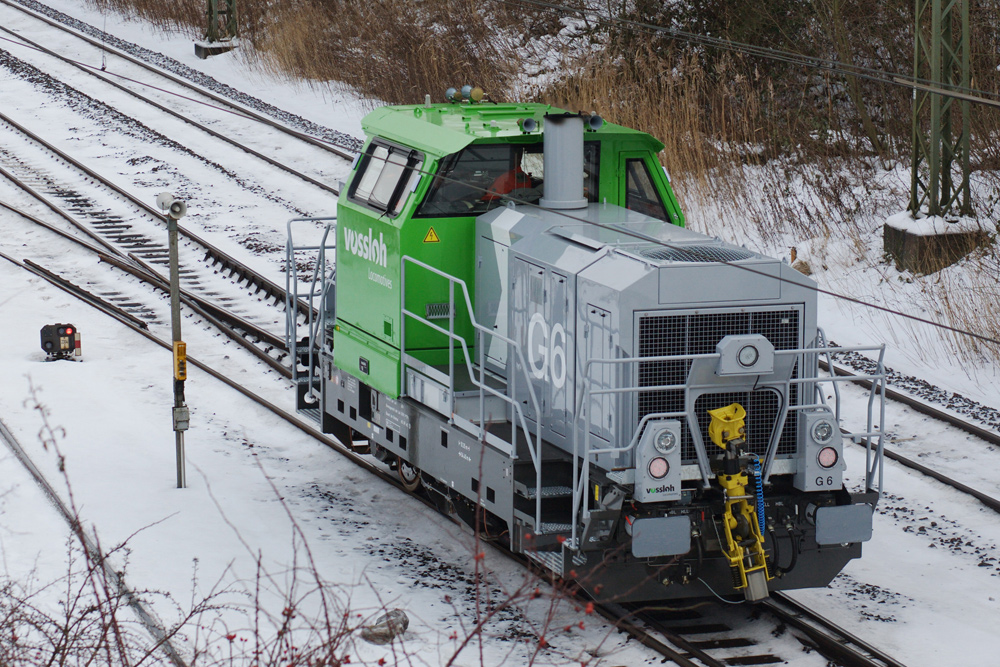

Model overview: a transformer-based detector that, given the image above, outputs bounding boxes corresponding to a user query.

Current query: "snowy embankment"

[0,0,998,664]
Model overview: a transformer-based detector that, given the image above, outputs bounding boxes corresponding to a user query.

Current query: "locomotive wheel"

[397,457,422,493]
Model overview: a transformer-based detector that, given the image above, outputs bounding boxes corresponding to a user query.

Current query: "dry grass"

[88,0,556,105]
[84,0,1000,361]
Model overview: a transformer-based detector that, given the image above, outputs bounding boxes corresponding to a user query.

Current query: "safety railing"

[569,341,888,550]
[400,256,548,527]
[285,217,337,402]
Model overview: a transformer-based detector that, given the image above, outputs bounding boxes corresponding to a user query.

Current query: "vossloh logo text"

[344,226,387,268]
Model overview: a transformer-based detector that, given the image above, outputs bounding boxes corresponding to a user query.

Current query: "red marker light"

[65,327,73,335]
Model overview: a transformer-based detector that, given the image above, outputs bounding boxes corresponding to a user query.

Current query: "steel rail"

[1,196,293,378]
[0,418,190,667]
[0,195,285,350]
[0,0,356,160]
[7,249,922,667]
[0,165,122,256]
[823,362,1000,513]
[594,603,707,667]
[765,592,908,667]
[0,22,340,196]
[629,594,907,667]
[823,360,1000,447]
[22,258,149,329]
[620,606,731,667]
[846,430,1000,514]
[0,107,310,316]
[2,200,985,664]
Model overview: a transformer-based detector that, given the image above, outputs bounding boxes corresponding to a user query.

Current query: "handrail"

[285,217,337,401]
[399,256,548,528]
[816,328,843,421]
[569,341,887,549]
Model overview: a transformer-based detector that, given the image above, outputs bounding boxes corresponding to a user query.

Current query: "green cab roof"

[361,102,664,157]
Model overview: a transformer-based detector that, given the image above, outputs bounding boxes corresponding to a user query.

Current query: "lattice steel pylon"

[206,0,238,43]
[910,0,971,217]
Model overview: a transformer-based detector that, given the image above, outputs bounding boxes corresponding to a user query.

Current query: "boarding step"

[515,484,574,500]
[514,458,576,490]
[514,509,573,536]
[524,548,588,575]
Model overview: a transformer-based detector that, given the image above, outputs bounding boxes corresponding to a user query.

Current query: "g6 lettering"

[527,312,567,389]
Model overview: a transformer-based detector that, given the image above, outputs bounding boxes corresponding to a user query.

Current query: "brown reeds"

[82,0,1000,362]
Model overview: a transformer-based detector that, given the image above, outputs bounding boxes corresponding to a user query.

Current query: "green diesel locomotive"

[286,92,887,602]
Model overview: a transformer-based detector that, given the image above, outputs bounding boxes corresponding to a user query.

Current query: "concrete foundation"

[883,214,992,274]
[194,40,237,59]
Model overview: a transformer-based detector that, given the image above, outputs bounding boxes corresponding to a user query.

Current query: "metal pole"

[168,216,187,489]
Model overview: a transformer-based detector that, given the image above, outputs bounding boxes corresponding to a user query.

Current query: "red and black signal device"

[40,323,81,360]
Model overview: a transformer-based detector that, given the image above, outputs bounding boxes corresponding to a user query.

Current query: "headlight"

[737,344,759,367]
[648,457,669,479]
[654,429,677,454]
[817,446,839,468]
[811,419,835,444]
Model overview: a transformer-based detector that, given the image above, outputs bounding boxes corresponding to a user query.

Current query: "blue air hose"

[750,455,765,535]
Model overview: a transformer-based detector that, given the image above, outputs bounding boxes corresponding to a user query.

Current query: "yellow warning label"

[423,227,440,243]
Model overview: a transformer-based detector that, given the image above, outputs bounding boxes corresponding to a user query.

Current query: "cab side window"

[349,140,423,216]
[625,158,668,221]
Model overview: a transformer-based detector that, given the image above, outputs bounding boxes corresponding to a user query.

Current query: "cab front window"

[416,142,600,217]
[349,139,423,216]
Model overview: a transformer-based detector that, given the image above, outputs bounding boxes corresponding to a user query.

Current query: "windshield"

[416,142,600,217]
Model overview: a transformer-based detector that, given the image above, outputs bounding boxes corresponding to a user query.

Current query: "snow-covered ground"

[1,1,998,664]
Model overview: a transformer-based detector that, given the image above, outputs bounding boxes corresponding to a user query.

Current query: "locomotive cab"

[286,97,887,603]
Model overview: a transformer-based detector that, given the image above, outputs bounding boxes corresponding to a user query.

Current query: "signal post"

[158,193,189,489]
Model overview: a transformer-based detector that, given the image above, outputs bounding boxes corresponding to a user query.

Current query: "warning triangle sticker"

[423,227,441,243]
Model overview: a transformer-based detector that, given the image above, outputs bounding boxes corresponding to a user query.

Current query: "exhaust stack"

[540,113,588,210]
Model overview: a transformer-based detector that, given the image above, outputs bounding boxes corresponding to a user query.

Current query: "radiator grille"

[640,245,757,263]
[637,309,800,462]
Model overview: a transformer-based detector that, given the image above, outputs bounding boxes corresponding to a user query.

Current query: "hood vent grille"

[640,245,756,263]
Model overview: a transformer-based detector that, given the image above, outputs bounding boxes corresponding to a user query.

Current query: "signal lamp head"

[811,419,835,444]
[654,429,677,454]
[648,457,669,479]
[817,446,839,468]
[737,344,759,367]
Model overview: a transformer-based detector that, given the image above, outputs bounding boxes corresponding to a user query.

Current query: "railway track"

[7,0,994,498]
[0,105,303,308]
[598,592,909,667]
[0,0,358,161]
[0,98,330,375]
[819,357,1000,515]
[0,193,295,377]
